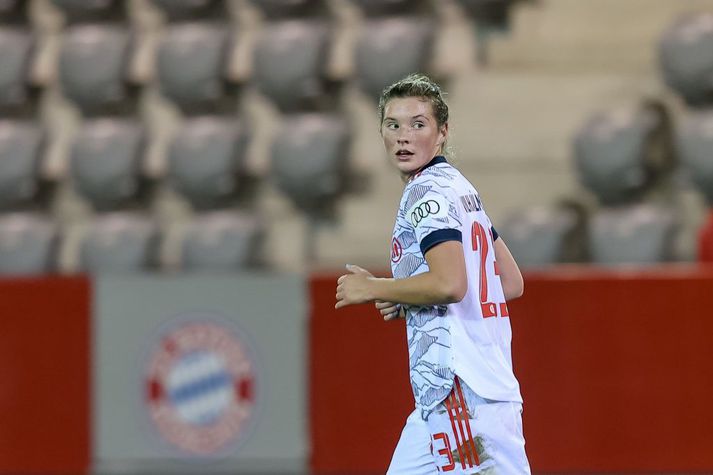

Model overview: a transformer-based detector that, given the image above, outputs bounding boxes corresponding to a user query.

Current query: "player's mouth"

[395,149,414,160]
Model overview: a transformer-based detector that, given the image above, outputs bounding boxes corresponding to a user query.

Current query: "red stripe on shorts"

[444,392,466,469]
[455,378,480,466]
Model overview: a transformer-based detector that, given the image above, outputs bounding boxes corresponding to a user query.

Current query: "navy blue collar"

[423,155,448,170]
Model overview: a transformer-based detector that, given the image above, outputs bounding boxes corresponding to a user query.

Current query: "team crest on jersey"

[391,237,403,263]
[144,316,258,456]
[408,195,449,227]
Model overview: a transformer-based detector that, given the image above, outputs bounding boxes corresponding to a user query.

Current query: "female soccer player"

[335,73,531,474]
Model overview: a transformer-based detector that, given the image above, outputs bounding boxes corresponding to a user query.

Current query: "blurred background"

[1,0,713,473]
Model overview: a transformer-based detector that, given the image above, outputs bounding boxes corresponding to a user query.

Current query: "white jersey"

[390,156,523,418]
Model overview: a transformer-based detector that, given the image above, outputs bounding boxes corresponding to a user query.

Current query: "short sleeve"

[404,183,462,255]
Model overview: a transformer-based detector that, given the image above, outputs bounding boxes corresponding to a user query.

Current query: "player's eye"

[413,122,425,129]
[385,122,398,130]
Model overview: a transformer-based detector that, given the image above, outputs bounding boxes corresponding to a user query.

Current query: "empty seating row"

[0,211,261,275]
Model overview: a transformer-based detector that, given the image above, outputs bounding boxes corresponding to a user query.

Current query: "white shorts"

[387,378,531,474]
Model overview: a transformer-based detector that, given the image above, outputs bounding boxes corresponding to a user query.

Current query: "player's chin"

[393,159,419,175]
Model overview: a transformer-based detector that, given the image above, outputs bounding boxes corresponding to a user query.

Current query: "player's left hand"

[335,264,375,309]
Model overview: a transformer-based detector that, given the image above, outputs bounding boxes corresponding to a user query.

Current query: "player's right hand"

[375,300,404,321]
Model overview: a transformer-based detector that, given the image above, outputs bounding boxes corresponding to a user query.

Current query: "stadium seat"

[69,118,145,210]
[253,20,331,111]
[350,0,429,17]
[51,0,124,22]
[249,0,326,19]
[354,16,435,100]
[156,22,233,111]
[0,27,34,109]
[589,204,676,265]
[149,0,224,21]
[0,120,44,209]
[79,212,159,273]
[498,205,581,268]
[573,106,670,205]
[167,115,249,209]
[677,108,713,204]
[271,112,350,212]
[59,24,134,113]
[0,212,57,275]
[659,12,713,106]
[181,211,261,271]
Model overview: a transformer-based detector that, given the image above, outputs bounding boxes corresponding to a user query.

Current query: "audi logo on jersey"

[410,200,441,227]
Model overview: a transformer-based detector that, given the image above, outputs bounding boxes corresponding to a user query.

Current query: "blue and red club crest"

[144,318,257,456]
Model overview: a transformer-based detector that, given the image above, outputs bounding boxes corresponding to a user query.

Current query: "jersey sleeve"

[403,179,463,256]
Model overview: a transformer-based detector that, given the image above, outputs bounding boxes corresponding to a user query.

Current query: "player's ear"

[438,122,449,147]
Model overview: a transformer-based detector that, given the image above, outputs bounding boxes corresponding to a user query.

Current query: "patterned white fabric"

[390,156,523,419]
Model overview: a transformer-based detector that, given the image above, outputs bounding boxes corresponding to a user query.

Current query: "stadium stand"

[0,212,58,274]
[69,118,146,211]
[253,19,334,112]
[0,119,45,210]
[167,115,249,209]
[0,26,35,112]
[181,210,262,271]
[58,23,137,114]
[498,204,584,268]
[79,211,159,272]
[588,203,677,264]
[354,16,435,100]
[156,21,237,113]
[270,112,351,215]
[677,108,713,204]
[659,12,713,107]
[573,103,674,206]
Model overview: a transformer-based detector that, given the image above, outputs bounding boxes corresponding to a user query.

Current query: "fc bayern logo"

[144,317,258,456]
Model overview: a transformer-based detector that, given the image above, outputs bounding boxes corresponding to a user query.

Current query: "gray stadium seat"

[0,213,57,275]
[59,24,133,112]
[182,211,261,271]
[168,116,249,208]
[149,0,223,20]
[69,118,144,210]
[156,22,232,110]
[677,109,713,204]
[79,212,158,273]
[0,28,34,108]
[253,20,330,111]
[574,108,662,205]
[0,120,44,209]
[659,12,713,106]
[589,204,676,265]
[354,17,435,100]
[51,0,123,22]
[271,113,350,211]
[249,0,325,19]
[498,205,580,268]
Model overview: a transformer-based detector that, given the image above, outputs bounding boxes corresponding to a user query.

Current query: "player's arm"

[335,241,467,309]
[493,237,524,300]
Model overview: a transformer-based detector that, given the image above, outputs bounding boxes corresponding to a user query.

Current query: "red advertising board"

[0,276,91,474]
[310,266,713,473]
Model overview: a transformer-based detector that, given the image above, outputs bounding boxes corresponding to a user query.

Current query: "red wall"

[310,266,713,473]
[0,276,91,475]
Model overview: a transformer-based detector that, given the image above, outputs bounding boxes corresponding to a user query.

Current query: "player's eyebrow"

[383,114,431,121]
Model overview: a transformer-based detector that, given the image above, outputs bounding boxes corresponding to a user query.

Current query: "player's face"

[381,96,447,177]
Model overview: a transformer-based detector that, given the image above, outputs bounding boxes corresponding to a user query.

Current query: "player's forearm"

[367,272,465,306]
